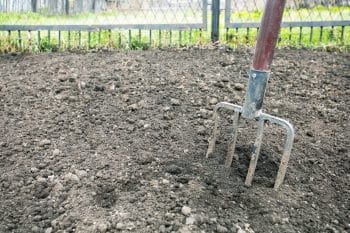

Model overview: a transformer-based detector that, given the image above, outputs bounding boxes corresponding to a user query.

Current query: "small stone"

[55,93,69,100]
[44,227,53,233]
[216,224,229,233]
[128,103,139,111]
[306,131,314,137]
[163,106,171,111]
[230,225,238,232]
[78,81,86,90]
[116,222,124,230]
[221,77,230,82]
[48,175,55,182]
[127,126,135,132]
[170,98,181,106]
[209,218,217,224]
[37,163,47,169]
[138,100,148,108]
[165,165,182,175]
[68,96,78,102]
[282,217,290,224]
[237,227,247,233]
[143,124,151,129]
[52,149,60,156]
[181,206,192,216]
[244,223,255,233]
[126,118,135,124]
[75,169,88,179]
[159,225,166,233]
[33,215,42,222]
[52,181,64,195]
[234,83,244,91]
[39,139,51,147]
[195,214,209,225]
[96,171,103,178]
[58,76,68,82]
[233,95,242,103]
[31,226,42,233]
[109,83,116,91]
[121,94,129,102]
[214,81,224,88]
[178,226,191,233]
[31,167,39,173]
[272,108,279,114]
[197,126,206,135]
[199,108,210,119]
[63,172,80,183]
[162,179,170,185]
[69,77,76,82]
[36,177,47,183]
[185,216,196,225]
[209,97,218,105]
[95,221,108,233]
[94,85,105,92]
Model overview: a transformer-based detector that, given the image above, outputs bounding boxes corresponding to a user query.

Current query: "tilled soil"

[0,48,349,233]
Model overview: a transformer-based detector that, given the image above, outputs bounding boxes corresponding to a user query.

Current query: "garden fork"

[206,0,295,190]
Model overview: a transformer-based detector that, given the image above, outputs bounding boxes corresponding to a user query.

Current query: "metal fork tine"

[206,109,220,158]
[224,111,240,167]
[274,119,295,190]
[245,117,265,186]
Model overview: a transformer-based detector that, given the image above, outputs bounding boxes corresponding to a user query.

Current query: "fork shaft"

[252,0,287,71]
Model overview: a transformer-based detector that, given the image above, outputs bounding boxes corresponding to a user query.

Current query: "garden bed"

[0,48,349,233]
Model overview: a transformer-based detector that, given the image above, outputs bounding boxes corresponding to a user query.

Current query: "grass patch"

[0,29,209,53]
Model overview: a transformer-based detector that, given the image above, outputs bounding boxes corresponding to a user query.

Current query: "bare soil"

[0,48,349,233]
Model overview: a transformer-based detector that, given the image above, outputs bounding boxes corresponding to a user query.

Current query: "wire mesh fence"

[224,0,350,47]
[0,0,208,51]
[0,0,207,27]
[0,0,349,52]
[226,0,350,27]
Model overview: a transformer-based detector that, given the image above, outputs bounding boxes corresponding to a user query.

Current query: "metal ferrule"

[242,69,270,119]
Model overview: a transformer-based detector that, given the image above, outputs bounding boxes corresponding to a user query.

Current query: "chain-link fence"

[226,0,349,27]
[0,0,349,51]
[0,0,208,51]
[0,0,207,29]
[224,0,350,47]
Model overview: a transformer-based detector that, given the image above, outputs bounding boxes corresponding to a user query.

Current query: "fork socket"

[242,69,270,119]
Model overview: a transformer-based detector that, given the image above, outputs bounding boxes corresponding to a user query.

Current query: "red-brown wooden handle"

[252,0,286,71]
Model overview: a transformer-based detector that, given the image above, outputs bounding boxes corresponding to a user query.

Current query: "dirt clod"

[181,206,192,216]
[234,83,245,91]
[39,139,51,147]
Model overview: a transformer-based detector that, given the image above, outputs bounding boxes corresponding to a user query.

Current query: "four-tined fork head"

[205,101,294,190]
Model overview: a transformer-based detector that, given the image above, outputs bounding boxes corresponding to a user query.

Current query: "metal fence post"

[66,0,70,15]
[211,0,220,42]
[31,0,37,13]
